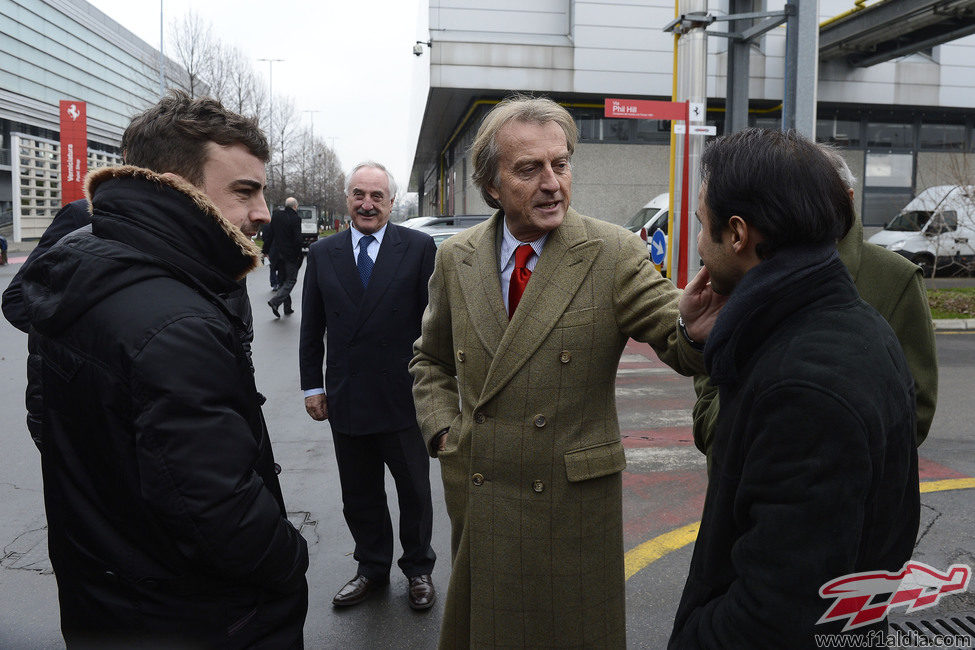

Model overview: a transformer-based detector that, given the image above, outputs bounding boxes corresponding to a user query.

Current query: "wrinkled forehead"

[498,120,569,160]
[348,168,391,198]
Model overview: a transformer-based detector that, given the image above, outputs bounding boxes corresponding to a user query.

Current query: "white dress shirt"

[499,219,547,314]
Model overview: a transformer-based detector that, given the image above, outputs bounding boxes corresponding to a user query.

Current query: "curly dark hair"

[121,90,269,185]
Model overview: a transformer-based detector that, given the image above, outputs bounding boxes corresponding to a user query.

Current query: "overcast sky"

[87,0,430,191]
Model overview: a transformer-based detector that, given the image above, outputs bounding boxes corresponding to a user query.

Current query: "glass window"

[862,189,914,227]
[866,122,913,148]
[634,119,671,143]
[865,153,913,187]
[817,118,861,146]
[919,123,966,151]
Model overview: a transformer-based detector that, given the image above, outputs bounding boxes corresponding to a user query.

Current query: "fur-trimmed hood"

[21,165,260,336]
[86,165,262,275]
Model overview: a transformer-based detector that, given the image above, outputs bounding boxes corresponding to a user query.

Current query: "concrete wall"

[570,142,670,225]
[917,153,975,192]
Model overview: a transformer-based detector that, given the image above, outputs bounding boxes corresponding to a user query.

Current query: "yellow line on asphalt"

[624,521,700,580]
[624,478,975,580]
[919,477,975,493]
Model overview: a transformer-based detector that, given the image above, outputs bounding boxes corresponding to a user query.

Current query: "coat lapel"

[456,215,508,356]
[355,223,406,328]
[476,209,600,408]
[327,229,364,304]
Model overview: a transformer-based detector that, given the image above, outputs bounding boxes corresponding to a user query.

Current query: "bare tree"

[169,11,215,97]
[266,98,301,204]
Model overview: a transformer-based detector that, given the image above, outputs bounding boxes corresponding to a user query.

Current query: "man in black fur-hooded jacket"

[19,91,308,648]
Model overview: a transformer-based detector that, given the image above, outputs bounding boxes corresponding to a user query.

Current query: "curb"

[932,319,974,331]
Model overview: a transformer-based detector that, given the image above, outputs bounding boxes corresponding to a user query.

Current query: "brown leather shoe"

[407,574,436,610]
[332,574,387,607]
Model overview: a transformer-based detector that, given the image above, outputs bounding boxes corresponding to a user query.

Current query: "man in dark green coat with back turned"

[692,145,937,469]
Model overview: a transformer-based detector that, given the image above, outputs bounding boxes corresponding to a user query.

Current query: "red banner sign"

[59,100,88,206]
[604,98,687,121]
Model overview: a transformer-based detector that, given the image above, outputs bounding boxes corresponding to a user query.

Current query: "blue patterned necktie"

[357,234,375,287]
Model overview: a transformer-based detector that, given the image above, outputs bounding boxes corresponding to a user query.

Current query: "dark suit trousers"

[268,256,280,288]
[269,257,301,310]
[331,425,436,581]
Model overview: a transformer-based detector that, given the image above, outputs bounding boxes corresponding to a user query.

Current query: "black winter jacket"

[670,246,919,649]
[263,206,302,263]
[21,166,307,648]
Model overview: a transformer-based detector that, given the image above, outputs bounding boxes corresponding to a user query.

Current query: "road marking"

[624,521,700,580]
[919,477,975,493]
[624,478,975,580]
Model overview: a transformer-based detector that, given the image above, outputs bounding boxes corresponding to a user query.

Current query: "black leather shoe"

[283,306,294,316]
[268,301,280,318]
[407,574,436,610]
[332,574,387,607]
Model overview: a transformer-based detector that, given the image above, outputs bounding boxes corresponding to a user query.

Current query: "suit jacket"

[300,224,437,435]
[264,207,302,263]
[410,209,704,648]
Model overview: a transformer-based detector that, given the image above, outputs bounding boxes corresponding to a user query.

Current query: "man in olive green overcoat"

[410,96,724,648]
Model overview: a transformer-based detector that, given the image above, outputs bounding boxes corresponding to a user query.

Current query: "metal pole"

[794,0,820,138]
[158,0,165,96]
[258,58,284,191]
[674,0,708,286]
[782,1,818,137]
[725,0,752,135]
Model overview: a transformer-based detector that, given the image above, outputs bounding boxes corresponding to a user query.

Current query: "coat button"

[533,414,547,428]
[559,350,571,363]
[457,350,466,362]
[472,473,484,486]
[273,463,282,475]
[532,480,544,493]
[474,412,486,424]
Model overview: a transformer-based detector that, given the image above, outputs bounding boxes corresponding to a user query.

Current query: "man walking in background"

[266,196,303,317]
[300,161,438,611]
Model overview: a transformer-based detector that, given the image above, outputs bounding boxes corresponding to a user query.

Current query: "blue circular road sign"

[649,228,667,265]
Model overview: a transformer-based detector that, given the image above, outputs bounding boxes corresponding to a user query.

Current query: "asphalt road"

[0,260,972,648]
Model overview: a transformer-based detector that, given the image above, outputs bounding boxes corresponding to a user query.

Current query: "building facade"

[1,0,185,240]
[410,0,975,227]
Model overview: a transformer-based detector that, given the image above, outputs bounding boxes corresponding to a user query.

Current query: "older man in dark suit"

[299,161,438,610]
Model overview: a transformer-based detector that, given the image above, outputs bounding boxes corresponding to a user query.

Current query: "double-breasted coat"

[411,209,703,648]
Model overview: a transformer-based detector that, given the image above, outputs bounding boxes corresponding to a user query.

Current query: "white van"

[623,192,670,274]
[867,185,975,277]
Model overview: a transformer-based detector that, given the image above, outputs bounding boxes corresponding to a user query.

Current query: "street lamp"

[257,57,284,190]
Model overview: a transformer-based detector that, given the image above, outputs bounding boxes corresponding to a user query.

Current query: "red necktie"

[508,244,534,319]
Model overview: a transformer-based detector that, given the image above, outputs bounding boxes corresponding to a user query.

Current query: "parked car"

[624,193,670,275]
[407,214,491,230]
[399,216,440,229]
[867,185,975,277]
[422,225,470,248]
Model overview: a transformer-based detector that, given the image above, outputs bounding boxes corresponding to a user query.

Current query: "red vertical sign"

[59,100,88,206]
